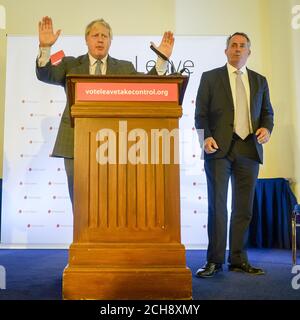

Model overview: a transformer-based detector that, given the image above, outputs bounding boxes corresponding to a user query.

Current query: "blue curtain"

[249,178,299,249]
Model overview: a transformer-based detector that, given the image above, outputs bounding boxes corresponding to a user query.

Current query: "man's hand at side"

[255,127,271,144]
[204,137,219,154]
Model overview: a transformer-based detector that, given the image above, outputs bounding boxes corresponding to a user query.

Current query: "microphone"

[150,44,176,74]
[178,67,191,76]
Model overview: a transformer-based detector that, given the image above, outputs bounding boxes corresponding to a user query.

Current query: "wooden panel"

[75,118,182,241]
[155,164,165,228]
[73,120,90,242]
[88,132,98,228]
[117,164,127,228]
[99,162,108,228]
[146,164,156,229]
[127,162,137,228]
[107,164,117,228]
[137,164,146,229]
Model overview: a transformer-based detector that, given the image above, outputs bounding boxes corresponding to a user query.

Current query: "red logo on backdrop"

[50,50,65,66]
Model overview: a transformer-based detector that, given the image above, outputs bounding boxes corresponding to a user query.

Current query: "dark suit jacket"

[36,54,158,158]
[194,65,274,164]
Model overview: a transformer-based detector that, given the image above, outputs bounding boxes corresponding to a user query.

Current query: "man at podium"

[36,16,174,203]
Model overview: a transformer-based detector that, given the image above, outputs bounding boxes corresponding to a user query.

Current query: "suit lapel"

[72,54,90,74]
[219,65,234,108]
[106,56,119,75]
[247,68,258,117]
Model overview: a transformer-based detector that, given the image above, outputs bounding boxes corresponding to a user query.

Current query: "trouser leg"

[64,158,74,206]
[204,158,231,264]
[229,156,259,265]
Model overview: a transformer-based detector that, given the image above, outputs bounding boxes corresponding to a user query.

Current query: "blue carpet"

[189,249,300,300]
[0,249,299,300]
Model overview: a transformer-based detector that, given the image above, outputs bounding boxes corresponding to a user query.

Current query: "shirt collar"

[88,53,108,66]
[227,62,247,75]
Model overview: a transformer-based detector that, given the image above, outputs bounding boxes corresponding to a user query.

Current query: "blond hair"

[85,19,113,39]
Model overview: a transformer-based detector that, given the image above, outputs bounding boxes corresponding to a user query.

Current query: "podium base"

[62,243,192,300]
[63,267,192,300]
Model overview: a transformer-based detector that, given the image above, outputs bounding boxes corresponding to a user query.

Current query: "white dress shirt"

[88,53,107,74]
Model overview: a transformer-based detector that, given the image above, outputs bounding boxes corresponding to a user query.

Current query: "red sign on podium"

[75,82,178,102]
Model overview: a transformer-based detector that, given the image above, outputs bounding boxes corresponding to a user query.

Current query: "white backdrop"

[1,35,228,248]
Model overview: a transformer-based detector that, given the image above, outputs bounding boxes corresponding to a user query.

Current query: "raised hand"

[38,16,61,47]
[150,31,174,59]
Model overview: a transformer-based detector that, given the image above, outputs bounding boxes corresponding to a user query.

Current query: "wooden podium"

[63,75,192,300]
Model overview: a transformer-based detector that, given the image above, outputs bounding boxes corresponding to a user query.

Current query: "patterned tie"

[95,60,102,75]
[235,70,250,140]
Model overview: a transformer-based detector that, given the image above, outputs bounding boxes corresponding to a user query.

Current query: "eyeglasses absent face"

[86,23,111,60]
[225,35,251,69]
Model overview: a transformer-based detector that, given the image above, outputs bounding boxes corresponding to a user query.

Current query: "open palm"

[38,16,61,47]
[151,31,174,59]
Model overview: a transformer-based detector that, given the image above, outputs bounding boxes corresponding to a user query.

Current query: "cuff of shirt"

[155,56,168,75]
[37,47,51,67]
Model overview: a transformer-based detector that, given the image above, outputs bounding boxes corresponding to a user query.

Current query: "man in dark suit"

[36,16,174,203]
[194,32,274,277]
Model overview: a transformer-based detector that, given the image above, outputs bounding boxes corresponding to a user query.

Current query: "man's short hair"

[226,32,251,49]
[85,19,113,39]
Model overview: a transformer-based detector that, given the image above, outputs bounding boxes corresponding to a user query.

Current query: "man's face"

[86,23,111,59]
[225,35,251,69]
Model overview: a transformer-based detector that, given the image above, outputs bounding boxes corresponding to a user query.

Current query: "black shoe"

[228,262,265,275]
[195,262,223,278]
